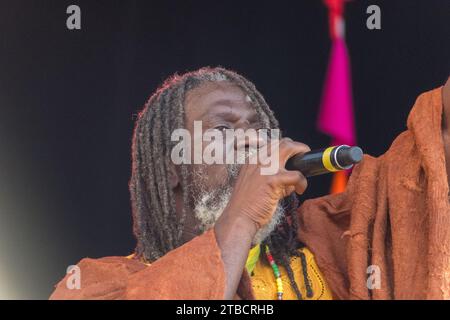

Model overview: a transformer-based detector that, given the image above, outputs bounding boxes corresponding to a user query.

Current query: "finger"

[235,130,268,152]
[281,185,296,198]
[249,138,281,165]
[277,139,311,166]
[275,170,308,195]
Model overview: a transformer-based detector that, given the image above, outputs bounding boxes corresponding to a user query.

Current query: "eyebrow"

[203,110,240,122]
[198,97,261,124]
[209,98,241,107]
[202,109,262,127]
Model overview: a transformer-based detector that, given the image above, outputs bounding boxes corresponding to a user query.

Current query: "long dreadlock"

[129,67,311,299]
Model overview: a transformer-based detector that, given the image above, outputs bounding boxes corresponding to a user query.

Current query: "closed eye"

[213,125,231,132]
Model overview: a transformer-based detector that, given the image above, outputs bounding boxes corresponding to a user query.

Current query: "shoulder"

[49,255,148,300]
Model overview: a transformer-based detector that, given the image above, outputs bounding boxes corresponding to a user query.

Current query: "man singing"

[50,67,450,300]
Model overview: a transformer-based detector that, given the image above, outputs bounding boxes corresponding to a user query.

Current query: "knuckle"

[281,187,290,198]
[280,138,310,154]
[294,142,311,152]
[266,175,278,189]
[295,171,304,181]
[302,177,308,188]
[278,138,292,151]
[300,176,308,189]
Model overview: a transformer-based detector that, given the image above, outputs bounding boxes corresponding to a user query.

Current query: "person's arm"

[214,138,310,299]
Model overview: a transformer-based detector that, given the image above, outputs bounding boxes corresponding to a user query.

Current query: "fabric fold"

[298,87,450,299]
[50,228,228,300]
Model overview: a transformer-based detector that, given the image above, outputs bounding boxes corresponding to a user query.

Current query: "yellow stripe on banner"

[322,147,339,172]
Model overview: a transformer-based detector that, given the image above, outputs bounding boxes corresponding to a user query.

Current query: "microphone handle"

[285,145,363,177]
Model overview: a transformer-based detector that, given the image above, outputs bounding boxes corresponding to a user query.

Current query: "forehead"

[184,81,255,122]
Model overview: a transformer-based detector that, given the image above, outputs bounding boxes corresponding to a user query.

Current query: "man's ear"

[168,163,180,189]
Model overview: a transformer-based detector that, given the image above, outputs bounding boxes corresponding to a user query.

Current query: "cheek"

[200,164,229,189]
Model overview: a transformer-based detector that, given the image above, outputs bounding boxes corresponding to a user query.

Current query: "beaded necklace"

[264,245,283,300]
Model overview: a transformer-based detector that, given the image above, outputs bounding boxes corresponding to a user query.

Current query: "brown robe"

[50,87,449,300]
[50,229,250,299]
[298,86,450,299]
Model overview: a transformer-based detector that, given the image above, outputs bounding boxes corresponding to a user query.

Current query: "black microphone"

[285,145,363,177]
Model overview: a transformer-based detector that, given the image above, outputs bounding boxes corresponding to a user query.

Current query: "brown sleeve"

[49,228,226,300]
[124,228,226,299]
[49,256,147,300]
[297,155,381,299]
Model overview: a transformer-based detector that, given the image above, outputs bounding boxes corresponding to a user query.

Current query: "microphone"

[285,145,363,177]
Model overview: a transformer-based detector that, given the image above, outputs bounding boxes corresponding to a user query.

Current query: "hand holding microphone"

[216,141,363,234]
[214,139,363,301]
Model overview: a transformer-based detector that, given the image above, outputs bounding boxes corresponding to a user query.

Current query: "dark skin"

[169,77,450,300]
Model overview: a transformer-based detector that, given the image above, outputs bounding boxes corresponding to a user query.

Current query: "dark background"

[0,0,448,299]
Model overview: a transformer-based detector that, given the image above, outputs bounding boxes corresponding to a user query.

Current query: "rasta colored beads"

[265,245,283,300]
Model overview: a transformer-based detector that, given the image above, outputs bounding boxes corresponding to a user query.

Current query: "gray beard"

[191,163,284,246]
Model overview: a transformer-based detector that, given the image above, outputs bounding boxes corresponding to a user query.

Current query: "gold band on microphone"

[322,146,339,172]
